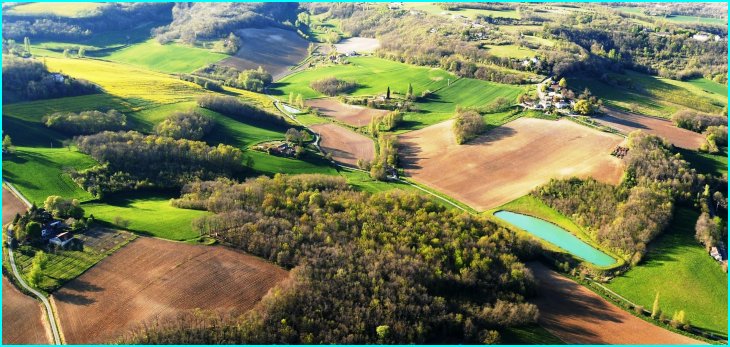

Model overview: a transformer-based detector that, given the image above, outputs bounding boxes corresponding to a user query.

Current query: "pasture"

[51,237,289,344]
[399,118,624,211]
[606,208,728,336]
[310,123,375,167]
[2,276,51,345]
[528,262,702,344]
[678,148,728,177]
[569,70,726,118]
[486,44,538,59]
[82,192,209,241]
[594,108,705,150]
[402,3,520,19]
[249,150,338,176]
[13,228,136,293]
[306,98,388,127]
[103,39,228,74]
[613,7,726,25]
[2,147,97,204]
[5,2,104,17]
[219,27,309,80]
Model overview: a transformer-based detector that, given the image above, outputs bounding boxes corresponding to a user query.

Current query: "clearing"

[51,237,288,344]
[606,208,728,336]
[528,262,703,344]
[595,108,706,150]
[2,276,51,344]
[400,118,623,211]
[306,98,389,127]
[311,123,375,167]
[219,27,309,80]
[334,37,381,53]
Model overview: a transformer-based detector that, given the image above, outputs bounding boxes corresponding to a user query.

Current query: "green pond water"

[494,211,616,267]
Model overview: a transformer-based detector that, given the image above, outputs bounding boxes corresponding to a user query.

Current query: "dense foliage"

[237,67,273,93]
[43,109,126,135]
[154,111,215,140]
[72,131,247,196]
[309,77,358,96]
[129,174,540,344]
[2,55,99,103]
[43,195,84,219]
[671,109,728,133]
[534,131,703,264]
[197,94,287,126]
[453,108,485,144]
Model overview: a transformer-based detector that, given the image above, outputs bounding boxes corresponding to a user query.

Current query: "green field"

[606,208,728,335]
[104,39,228,74]
[614,7,726,25]
[3,147,97,204]
[5,2,105,18]
[249,150,339,176]
[570,70,726,118]
[402,3,520,19]
[274,56,455,99]
[82,192,209,241]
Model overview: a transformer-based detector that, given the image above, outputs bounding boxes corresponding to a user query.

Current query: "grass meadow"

[104,39,228,74]
[606,208,728,336]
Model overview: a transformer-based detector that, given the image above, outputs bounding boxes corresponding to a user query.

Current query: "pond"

[494,210,617,267]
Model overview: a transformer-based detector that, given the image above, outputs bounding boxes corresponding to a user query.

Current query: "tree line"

[43,109,126,135]
[310,77,358,96]
[72,131,248,197]
[196,94,287,126]
[2,55,99,103]
[128,173,541,344]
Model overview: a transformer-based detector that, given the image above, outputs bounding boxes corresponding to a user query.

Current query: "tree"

[453,109,484,144]
[44,196,84,219]
[77,47,86,58]
[375,325,390,341]
[285,128,305,145]
[651,292,660,319]
[296,94,305,109]
[386,86,391,100]
[558,77,567,88]
[573,99,594,115]
[289,92,294,105]
[2,135,13,152]
[23,37,31,55]
[406,83,414,100]
[26,221,42,240]
[63,48,70,58]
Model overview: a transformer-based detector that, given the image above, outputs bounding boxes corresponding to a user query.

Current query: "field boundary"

[4,181,62,345]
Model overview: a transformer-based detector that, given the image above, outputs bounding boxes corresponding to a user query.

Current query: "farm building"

[49,232,79,248]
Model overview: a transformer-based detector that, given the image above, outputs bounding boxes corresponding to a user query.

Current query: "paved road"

[4,182,62,345]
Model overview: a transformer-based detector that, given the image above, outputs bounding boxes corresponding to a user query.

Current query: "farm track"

[3,183,62,345]
[528,262,704,344]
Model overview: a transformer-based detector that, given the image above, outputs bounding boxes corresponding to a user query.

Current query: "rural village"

[1,2,728,346]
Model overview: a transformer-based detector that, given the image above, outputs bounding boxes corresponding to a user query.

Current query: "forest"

[72,131,247,196]
[1,55,99,102]
[154,111,215,140]
[128,174,541,344]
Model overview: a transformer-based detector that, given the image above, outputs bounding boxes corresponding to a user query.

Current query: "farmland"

[486,44,538,59]
[2,276,51,344]
[402,3,521,19]
[400,118,624,211]
[310,123,375,167]
[2,147,98,204]
[4,2,104,17]
[528,262,702,344]
[613,7,726,25]
[306,98,388,127]
[81,192,209,241]
[3,187,28,224]
[594,108,705,150]
[51,237,289,344]
[569,70,726,118]
[606,208,728,336]
[219,27,309,79]
[103,39,228,74]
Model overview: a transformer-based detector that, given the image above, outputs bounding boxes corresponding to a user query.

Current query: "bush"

[310,77,358,96]
[44,196,84,219]
[155,111,215,140]
[43,109,126,135]
[453,109,484,144]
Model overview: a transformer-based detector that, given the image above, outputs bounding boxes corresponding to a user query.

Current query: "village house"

[49,231,78,248]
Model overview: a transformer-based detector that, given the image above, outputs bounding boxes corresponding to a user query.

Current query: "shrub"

[44,196,84,219]
[310,77,357,96]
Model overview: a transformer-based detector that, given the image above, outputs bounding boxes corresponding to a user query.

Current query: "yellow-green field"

[104,39,228,74]
[5,2,105,18]
[486,44,537,59]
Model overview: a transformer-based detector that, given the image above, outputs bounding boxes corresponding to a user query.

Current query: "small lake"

[494,211,617,267]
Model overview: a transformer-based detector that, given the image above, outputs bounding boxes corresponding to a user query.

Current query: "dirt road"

[528,262,704,345]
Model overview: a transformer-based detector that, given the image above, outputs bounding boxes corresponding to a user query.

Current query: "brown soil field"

[311,123,375,167]
[219,27,309,80]
[3,187,27,225]
[334,37,381,53]
[595,108,705,150]
[2,276,51,344]
[306,98,389,127]
[528,262,703,344]
[51,237,288,344]
[400,118,624,211]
